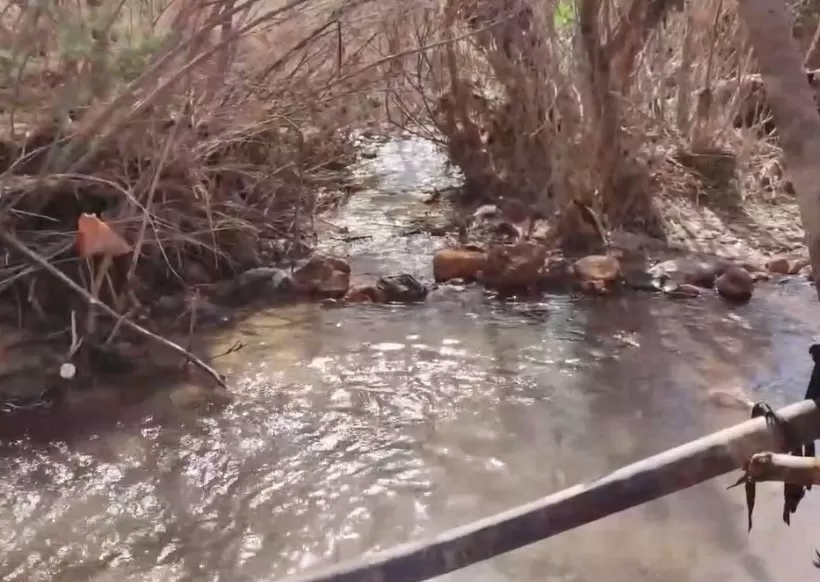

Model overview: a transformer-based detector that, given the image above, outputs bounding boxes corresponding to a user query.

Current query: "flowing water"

[3,138,820,582]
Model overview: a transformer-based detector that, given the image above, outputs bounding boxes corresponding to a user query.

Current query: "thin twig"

[0,227,227,390]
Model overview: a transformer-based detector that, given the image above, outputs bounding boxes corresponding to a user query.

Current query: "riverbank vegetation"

[1,0,820,397]
[0,0,400,395]
[380,0,819,245]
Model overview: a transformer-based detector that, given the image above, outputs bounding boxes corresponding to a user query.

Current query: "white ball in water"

[59,363,76,380]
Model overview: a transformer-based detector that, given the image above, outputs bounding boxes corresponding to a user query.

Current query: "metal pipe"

[277,399,820,582]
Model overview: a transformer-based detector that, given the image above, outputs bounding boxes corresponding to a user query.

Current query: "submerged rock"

[292,255,351,297]
[648,258,719,289]
[621,266,661,292]
[377,274,428,303]
[481,242,548,290]
[716,266,754,303]
[233,267,294,303]
[344,274,429,304]
[433,247,487,283]
[344,284,388,303]
[662,282,701,299]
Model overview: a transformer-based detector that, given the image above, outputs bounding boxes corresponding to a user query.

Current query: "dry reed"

[0,0,412,336]
[373,0,818,244]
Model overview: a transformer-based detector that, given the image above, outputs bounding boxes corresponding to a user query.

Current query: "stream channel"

[2,137,820,582]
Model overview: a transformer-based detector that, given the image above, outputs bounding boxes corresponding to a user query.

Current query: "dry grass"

[0,0,418,335]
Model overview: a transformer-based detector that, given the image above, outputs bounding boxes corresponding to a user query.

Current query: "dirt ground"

[657,191,806,265]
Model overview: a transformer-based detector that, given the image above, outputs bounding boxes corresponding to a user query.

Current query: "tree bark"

[736,0,820,301]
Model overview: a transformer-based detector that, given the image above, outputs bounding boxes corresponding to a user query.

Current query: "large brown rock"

[433,248,487,283]
[716,266,754,303]
[292,255,351,297]
[573,255,621,293]
[765,256,809,275]
[481,242,549,290]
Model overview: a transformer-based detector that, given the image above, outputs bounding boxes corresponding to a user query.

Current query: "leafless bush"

[0,0,411,328]
[374,0,818,247]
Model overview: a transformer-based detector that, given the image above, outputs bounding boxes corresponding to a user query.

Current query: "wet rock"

[233,267,294,303]
[648,258,718,289]
[625,272,660,292]
[765,256,809,275]
[481,242,549,290]
[715,266,754,303]
[344,284,388,303]
[662,282,701,299]
[621,264,661,292]
[292,255,351,297]
[573,255,621,288]
[433,248,487,282]
[801,265,814,280]
[377,274,428,303]
[574,254,620,281]
[422,190,442,204]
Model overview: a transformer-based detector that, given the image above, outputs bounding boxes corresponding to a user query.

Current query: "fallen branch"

[746,452,820,486]
[0,227,228,390]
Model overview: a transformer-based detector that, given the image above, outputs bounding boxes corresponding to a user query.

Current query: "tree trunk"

[737,0,820,301]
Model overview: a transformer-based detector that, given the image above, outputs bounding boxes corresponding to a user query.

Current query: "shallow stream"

[2,138,820,582]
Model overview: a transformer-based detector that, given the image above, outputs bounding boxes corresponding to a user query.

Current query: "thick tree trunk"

[736,0,820,301]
